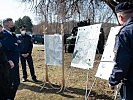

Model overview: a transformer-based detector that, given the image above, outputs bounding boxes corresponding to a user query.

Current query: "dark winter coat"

[109,17,133,100]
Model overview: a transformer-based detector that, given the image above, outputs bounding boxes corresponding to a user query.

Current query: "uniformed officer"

[18,25,38,82]
[0,30,11,100]
[1,18,21,100]
[109,2,133,100]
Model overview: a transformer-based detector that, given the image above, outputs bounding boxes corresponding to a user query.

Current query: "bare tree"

[19,0,118,22]
[20,0,133,33]
[20,0,133,18]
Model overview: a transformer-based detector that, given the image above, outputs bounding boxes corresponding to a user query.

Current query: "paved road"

[33,44,44,47]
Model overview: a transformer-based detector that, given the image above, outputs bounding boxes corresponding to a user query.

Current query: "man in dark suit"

[0,18,21,100]
[18,25,38,82]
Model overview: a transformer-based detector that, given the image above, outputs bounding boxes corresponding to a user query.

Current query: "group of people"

[0,1,133,100]
[0,18,38,100]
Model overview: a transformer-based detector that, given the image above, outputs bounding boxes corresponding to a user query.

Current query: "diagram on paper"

[71,24,102,69]
[44,34,62,66]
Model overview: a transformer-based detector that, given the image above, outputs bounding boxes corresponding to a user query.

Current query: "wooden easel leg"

[40,65,60,91]
[57,85,73,93]
[40,81,60,91]
[57,67,73,93]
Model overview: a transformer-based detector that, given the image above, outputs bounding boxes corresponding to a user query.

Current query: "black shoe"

[32,78,39,82]
[22,78,27,82]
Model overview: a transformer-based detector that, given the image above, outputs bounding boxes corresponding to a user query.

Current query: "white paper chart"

[44,34,62,66]
[95,26,122,80]
[71,24,102,69]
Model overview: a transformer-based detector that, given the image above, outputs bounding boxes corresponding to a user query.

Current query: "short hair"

[3,18,13,26]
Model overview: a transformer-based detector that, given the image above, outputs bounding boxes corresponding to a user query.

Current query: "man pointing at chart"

[109,2,133,100]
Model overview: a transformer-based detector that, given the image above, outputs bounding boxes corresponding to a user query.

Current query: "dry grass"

[15,46,117,100]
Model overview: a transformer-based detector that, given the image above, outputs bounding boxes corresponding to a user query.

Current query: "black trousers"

[8,83,19,100]
[8,64,20,100]
[20,54,36,80]
[0,62,10,100]
[120,83,133,100]
[0,78,10,100]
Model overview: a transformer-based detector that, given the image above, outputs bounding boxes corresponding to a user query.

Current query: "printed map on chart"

[95,26,122,80]
[44,34,62,66]
[71,24,102,69]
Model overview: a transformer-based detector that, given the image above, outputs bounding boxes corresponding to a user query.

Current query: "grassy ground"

[15,46,117,100]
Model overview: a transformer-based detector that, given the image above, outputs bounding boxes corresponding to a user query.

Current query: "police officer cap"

[115,2,133,13]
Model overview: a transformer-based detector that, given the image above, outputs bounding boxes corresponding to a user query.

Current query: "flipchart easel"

[68,24,102,99]
[40,34,62,91]
[85,26,122,100]
[40,23,71,93]
[40,24,74,93]
[40,26,57,91]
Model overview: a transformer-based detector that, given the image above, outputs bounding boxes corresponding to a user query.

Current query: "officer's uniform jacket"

[0,32,10,98]
[0,30,20,65]
[109,17,133,86]
[0,29,21,85]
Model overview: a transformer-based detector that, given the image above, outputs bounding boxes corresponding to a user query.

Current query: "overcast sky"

[0,0,38,24]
